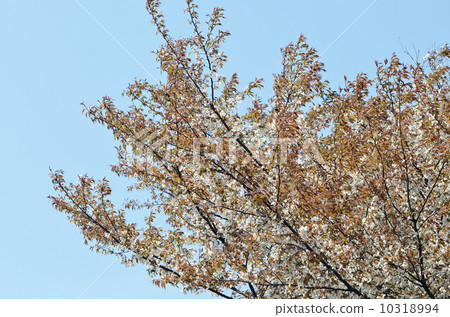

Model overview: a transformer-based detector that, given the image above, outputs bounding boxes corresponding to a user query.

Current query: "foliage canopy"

[50,0,450,298]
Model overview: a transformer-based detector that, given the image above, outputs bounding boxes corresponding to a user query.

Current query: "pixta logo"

[126,127,325,171]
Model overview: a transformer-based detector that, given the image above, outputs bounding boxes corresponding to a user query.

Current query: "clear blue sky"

[1,0,448,299]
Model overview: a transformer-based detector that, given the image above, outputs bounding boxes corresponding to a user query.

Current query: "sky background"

[1,0,449,299]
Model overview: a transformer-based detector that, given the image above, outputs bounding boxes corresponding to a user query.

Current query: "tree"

[49,0,450,298]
